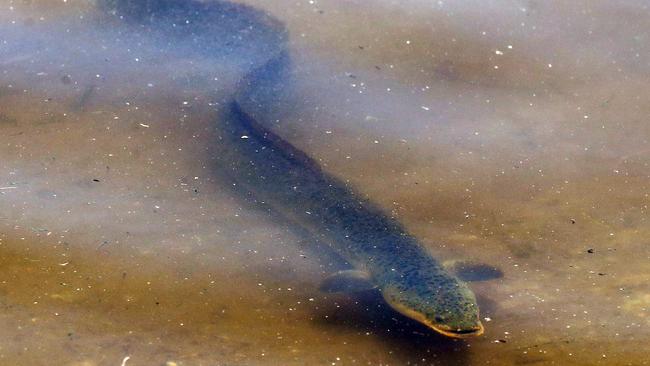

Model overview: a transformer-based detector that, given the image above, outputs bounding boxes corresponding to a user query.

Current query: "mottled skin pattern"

[97,0,483,338]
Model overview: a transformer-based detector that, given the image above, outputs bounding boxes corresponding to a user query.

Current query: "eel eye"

[434,316,444,323]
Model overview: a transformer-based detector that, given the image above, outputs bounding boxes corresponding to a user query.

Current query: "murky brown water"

[1,0,649,365]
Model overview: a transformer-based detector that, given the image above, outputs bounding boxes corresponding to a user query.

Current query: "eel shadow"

[314,290,477,365]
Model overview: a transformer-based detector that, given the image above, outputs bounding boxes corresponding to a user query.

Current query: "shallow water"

[1,0,649,365]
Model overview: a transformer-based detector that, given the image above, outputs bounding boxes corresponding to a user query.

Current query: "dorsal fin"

[229,101,323,174]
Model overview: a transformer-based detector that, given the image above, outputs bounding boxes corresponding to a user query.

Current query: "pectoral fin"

[443,260,503,282]
[319,270,376,293]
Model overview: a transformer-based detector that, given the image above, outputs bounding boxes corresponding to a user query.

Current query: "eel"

[219,102,485,338]
[98,0,490,338]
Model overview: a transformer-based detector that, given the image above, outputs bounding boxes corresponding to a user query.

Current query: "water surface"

[1,0,649,365]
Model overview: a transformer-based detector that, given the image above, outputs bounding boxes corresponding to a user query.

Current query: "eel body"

[99,0,485,338]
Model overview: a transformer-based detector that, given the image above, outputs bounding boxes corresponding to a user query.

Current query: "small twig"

[120,356,131,366]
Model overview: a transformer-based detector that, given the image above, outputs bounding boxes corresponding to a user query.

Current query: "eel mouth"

[429,322,484,339]
[383,298,485,338]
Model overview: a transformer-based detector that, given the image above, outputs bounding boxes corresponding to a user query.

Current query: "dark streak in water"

[72,84,96,112]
